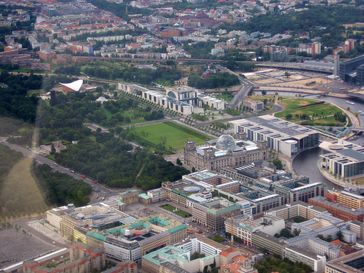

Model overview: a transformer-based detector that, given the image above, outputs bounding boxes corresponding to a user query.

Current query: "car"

[71,170,75,173]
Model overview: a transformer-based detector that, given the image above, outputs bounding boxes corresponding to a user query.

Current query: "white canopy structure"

[59,79,84,92]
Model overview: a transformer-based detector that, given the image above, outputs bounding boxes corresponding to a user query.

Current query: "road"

[0,138,118,200]
[216,65,254,109]
[255,61,334,74]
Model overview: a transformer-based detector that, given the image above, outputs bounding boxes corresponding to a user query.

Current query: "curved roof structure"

[60,79,83,92]
[216,134,236,151]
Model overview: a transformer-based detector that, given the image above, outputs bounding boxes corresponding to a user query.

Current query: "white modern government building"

[230,115,320,158]
[118,83,226,116]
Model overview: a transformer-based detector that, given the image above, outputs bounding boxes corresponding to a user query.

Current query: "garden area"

[160,204,191,218]
[132,121,210,152]
[255,256,312,273]
[275,97,348,126]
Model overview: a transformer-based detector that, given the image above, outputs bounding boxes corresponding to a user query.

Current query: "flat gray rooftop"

[337,149,364,162]
[248,116,312,137]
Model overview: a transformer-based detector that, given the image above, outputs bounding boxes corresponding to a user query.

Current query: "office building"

[191,198,240,231]
[225,215,284,246]
[339,55,364,85]
[266,202,328,221]
[198,95,226,110]
[23,244,105,273]
[326,190,364,209]
[230,115,320,157]
[283,247,326,273]
[325,249,364,273]
[319,141,364,185]
[252,231,286,257]
[242,99,264,112]
[46,203,135,242]
[90,217,188,262]
[308,196,364,222]
[142,236,225,273]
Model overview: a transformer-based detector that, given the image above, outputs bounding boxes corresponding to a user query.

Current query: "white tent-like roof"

[59,79,84,92]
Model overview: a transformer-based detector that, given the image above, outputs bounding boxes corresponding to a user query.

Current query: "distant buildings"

[230,115,320,158]
[297,42,322,56]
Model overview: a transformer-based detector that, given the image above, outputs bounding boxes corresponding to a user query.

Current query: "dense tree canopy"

[188,72,239,89]
[55,62,182,86]
[34,164,92,206]
[35,92,187,190]
[255,256,312,273]
[0,72,42,122]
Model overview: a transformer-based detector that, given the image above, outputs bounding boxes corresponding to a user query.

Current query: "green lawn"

[216,92,234,102]
[132,121,210,151]
[275,98,347,126]
[160,204,191,218]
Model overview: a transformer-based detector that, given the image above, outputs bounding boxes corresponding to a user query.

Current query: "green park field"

[132,121,210,151]
[275,98,347,126]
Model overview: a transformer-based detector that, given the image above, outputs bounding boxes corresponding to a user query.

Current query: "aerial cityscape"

[1,0,364,273]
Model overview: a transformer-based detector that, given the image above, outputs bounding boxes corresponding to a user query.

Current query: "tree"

[272,158,283,170]
[285,113,293,120]
[176,158,182,166]
[50,144,56,155]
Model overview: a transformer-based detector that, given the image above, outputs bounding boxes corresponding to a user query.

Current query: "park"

[132,121,210,152]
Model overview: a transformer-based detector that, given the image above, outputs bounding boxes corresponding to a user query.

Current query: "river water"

[255,91,364,188]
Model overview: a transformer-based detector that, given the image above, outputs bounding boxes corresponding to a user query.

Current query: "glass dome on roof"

[216,134,236,151]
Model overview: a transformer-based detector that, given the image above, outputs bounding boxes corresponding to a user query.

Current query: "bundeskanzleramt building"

[230,115,320,158]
